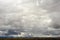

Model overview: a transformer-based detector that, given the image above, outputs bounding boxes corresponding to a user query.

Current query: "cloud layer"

[0,0,60,37]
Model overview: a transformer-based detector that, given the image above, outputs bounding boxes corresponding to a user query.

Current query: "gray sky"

[0,0,60,37]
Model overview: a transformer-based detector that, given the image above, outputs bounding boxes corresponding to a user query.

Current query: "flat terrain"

[0,37,60,40]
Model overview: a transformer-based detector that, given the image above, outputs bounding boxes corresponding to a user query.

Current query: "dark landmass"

[0,37,60,40]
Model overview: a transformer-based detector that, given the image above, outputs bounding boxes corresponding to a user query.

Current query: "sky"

[0,0,60,37]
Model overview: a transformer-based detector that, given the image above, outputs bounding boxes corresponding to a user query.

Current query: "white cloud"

[0,0,60,37]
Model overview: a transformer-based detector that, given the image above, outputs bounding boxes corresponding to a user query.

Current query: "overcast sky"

[0,0,60,37]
